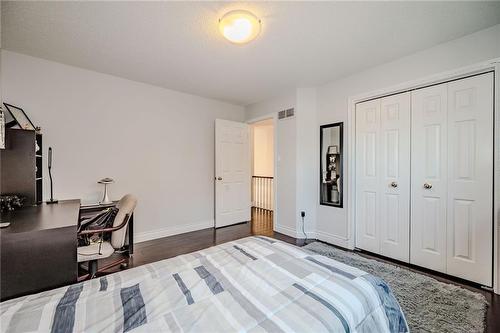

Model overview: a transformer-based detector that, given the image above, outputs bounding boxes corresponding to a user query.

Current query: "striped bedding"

[0,236,408,333]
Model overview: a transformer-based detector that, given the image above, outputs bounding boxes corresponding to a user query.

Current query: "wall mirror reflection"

[320,122,343,207]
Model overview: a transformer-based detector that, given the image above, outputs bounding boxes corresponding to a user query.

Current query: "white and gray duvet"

[0,236,408,332]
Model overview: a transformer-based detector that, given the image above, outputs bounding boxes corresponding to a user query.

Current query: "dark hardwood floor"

[127,208,307,268]
[92,208,302,273]
[91,207,499,332]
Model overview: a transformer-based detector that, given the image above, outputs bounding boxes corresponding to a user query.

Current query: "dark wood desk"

[0,200,80,301]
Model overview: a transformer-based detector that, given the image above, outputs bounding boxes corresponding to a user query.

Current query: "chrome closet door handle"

[423,183,432,189]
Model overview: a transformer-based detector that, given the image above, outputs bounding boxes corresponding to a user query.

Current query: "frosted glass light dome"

[219,10,261,44]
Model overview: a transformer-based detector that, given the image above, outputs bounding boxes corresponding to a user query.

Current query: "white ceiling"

[2,1,500,106]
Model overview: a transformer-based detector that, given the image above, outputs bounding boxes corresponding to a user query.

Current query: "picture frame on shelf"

[3,103,35,131]
[327,145,338,154]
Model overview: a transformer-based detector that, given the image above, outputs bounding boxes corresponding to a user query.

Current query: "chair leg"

[89,260,98,278]
[77,274,90,282]
[96,258,128,274]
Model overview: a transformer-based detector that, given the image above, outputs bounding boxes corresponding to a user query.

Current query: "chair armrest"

[78,214,130,236]
[79,216,91,224]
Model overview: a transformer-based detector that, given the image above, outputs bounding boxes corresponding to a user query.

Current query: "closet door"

[355,93,410,261]
[355,99,381,253]
[379,93,410,262]
[411,84,448,273]
[446,73,493,286]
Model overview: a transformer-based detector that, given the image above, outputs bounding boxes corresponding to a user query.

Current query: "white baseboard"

[274,223,316,239]
[307,231,317,238]
[274,223,299,238]
[299,230,317,239]
[135,220,214,243]
[135,220,351,250]
[315,230,352,249]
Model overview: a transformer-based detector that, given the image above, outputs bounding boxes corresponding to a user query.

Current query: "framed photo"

[327,145,338,154]
[3,103,35,130]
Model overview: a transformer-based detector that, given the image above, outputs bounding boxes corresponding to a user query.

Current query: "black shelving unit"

[1,128,43,205]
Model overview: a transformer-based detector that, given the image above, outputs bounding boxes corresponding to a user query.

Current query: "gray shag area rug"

[303,241,488,333]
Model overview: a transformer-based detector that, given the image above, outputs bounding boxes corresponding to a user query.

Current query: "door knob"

[390,182,398,188]
[217,177,223,181]
[423,183,432,189]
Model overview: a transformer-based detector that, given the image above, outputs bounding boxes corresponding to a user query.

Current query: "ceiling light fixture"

[219,10,261,44]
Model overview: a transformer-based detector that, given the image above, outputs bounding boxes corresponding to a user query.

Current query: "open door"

[215,119,251,228]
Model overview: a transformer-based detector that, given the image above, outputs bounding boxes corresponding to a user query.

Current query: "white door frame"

[347,58,500,293]
[247,113,278,229]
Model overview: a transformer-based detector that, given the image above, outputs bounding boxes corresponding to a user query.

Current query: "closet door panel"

[446,73,493,286]
[411,84,448,273]
[379,93,411,262]
[355,100,380,253]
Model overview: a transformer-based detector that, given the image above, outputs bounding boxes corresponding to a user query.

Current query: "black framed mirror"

[320,122,343,207]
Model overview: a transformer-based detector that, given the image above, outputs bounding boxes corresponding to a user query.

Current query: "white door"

[356,93,411,261]
[379,93,411,262]
[446,73,493,286]
[411,83,448,273]
[215,119,251,228]
[355,99,381,253]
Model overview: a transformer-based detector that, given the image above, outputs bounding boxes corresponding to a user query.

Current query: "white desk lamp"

[98,178,114,204]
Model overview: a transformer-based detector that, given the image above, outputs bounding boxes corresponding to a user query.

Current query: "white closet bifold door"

[379,93,411,262]
[355,93,411,262]
[446,73,493,286]
[410,84,448,274]
[356,72,494,285]
[355,99,381,254]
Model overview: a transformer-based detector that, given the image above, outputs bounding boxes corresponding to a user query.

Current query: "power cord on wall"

[300,211,307,243]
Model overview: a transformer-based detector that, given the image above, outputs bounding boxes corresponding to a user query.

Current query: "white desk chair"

[77,194,137,280]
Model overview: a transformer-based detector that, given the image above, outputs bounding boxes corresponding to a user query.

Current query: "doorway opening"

[250,118,275,236]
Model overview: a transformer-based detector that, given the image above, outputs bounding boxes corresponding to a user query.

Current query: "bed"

[0,236,408,333]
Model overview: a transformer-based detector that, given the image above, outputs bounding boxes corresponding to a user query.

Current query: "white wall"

[316,23,500,248]
[244,24,500,245]
[295,88,317,238]
[245,90,318,239]
[245,93,298,237]
[0,50,245,241]
[275,115,297,237]
[252,121,274,177]
[246,93,296,121]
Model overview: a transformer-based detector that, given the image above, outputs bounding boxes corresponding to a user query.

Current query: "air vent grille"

[278,108,295,120]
